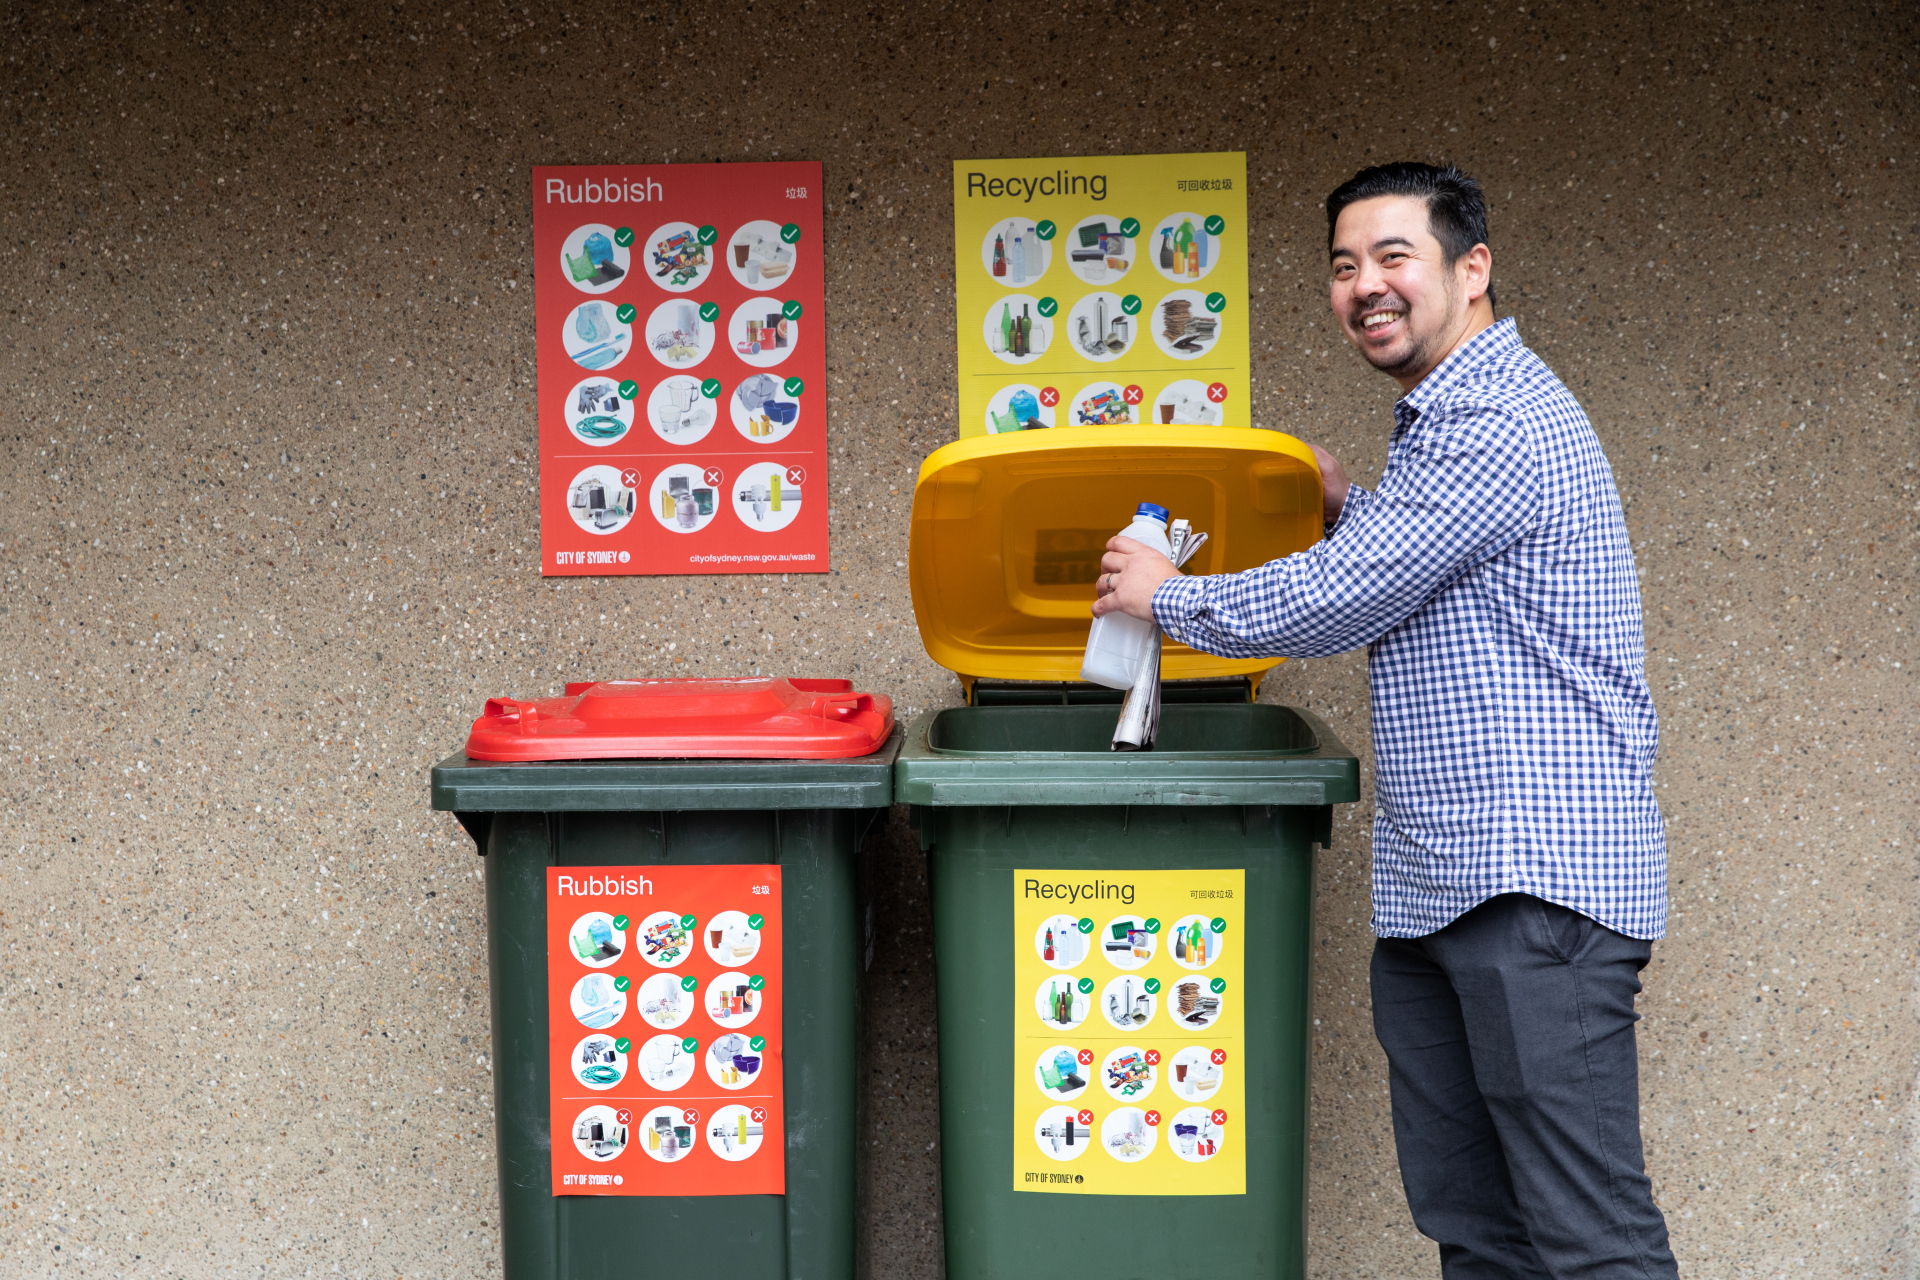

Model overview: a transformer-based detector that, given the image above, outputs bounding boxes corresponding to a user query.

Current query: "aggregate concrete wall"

[0,2,1913,1276]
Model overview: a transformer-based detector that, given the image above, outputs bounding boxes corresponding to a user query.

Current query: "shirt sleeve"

[1151,404,1542,660]
[1326,481,1372,536]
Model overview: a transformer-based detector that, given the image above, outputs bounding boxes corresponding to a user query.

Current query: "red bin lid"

[464,678,895,761]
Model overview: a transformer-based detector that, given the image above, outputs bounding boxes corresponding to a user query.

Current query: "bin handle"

[808,692,872,720]
[482,698,538,731]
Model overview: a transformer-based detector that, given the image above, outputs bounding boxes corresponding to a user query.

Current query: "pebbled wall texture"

[0,2,1913,1277]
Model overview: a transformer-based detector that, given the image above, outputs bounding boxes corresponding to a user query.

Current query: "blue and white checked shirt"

[1154,319,1665,940]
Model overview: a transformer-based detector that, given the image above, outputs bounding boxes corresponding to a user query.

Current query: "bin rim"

[430,724,903,817]
[893,705,1359,808]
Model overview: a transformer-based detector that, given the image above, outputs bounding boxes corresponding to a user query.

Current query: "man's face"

[1329,195,1469,382]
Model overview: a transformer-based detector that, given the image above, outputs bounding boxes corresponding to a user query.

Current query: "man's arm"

[1151,405,1542,660]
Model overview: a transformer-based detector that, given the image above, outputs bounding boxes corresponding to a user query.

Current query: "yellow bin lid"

[907,425,1324,683]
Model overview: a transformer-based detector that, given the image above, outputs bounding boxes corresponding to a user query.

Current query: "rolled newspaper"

[1112,525,1208,751]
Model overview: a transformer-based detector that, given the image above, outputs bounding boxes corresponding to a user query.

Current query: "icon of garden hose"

[737,475,800,522]
[573,381,628,441]
[578,1037,623,1086]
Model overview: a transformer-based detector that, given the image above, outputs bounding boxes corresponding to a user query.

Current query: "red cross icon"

[1077,1109,1095,1127]
[785,465,807,486]
[1206,382,1229,403]
[1211,1109,1229,1125]
[1039,386,1060,408]
[1122,384,1144,405]
[750,1107,767,1124]
[703,467,725,486]
[1144,1110,1161,1127]
[620,468,641,488]
[683,1108,701,1125]
[1143,1049,1161,1066]
[1077,1049,1094,1066]
[614,1109,632,1125]
[1210,1048,1228,1065]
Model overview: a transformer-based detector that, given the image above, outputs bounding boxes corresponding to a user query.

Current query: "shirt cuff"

[1327,483,1372,535]
[1151,573,1209,646]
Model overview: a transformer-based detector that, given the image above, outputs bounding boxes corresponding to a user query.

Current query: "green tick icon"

[1210,917,1228,933]
[698,301,720,323]
[1035,297,1058,318]
[778,379,802,400]
[780,222,802,244]
[680,913,698,929]
[616,381,638,401]
[1077,977,1095,995]
[1210,977,1227,994]
[612,914,631,931]
[747,974,766,991]
[700,378,722,399]
[697,224,718,245]
[1143,977,1162,995]
[613,227,634,248]
[1035,220,1057,240]
[613,975,631,993]
[682,1036,700,1053]
[1205,292,1227,313]
[1118,216,1141,237]
[747,913,766,930]
[1076,918,1094,933]
[781,299,803,321]
[1120,294,1142,315]
[680,975,699,992]
[614,1037,632,1054]
[749,1035,767,1052]
[1203,214,1226,235]
[615,303,637,324]
[1144,918,1162,934]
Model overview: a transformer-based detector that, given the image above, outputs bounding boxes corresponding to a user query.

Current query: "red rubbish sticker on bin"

[548,865,783,1197]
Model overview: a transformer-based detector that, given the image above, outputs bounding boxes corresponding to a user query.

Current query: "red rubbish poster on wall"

[532,163,826,576]
[547,864,784,1197]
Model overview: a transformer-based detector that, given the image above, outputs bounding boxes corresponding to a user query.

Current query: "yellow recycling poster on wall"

[952,153,1249,439]
[1014,868,1245,1195]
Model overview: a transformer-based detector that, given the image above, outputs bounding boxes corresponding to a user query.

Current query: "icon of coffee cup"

[1159,403,1176,423]
[733,243,751,268]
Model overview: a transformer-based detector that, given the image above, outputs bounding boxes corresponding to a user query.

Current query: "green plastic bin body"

[896,703,1358,1280]
[431,737,900,1280]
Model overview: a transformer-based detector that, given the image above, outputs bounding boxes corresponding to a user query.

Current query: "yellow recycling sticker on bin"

[1014,868,1245,1195]
[953,152,1250,440]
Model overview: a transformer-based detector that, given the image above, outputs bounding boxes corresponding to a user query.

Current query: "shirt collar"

[1397,316,1520,422]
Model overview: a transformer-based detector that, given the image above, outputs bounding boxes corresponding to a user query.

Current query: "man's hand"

[1309,442,1351,526]
[1092,536,1179,620]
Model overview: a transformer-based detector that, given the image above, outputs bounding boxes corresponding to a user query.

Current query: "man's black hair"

[1326,162,1495,308]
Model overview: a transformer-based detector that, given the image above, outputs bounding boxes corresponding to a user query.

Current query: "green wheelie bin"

[431,677,899,1280]
[901,428,1360,1279]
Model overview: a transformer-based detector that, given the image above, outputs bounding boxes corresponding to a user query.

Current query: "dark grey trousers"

[1370,893,1679,1279]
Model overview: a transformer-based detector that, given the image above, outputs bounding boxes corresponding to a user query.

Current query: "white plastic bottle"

[1080,502,1174,689]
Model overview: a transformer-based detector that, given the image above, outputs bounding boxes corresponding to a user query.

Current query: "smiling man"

[1092,163,1675,1279]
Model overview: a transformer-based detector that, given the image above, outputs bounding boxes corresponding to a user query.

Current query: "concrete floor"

[1,1,1913,1276]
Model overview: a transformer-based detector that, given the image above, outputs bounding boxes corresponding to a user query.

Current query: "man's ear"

[1460,243,1493,306]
